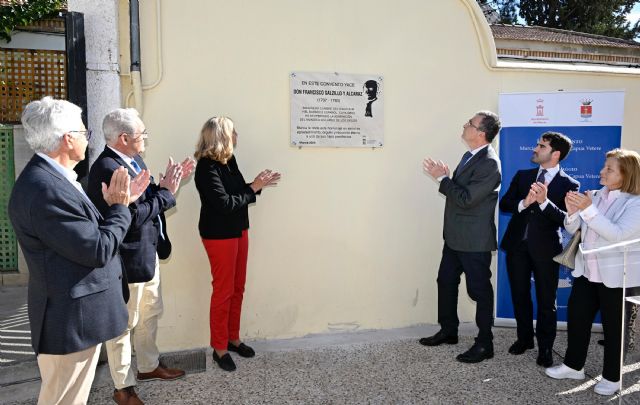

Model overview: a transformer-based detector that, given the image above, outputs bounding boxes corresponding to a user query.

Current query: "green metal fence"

[0,125,17,272]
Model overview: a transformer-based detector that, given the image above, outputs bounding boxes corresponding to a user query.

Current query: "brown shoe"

[137,363,185,381]
[113,386,144,405]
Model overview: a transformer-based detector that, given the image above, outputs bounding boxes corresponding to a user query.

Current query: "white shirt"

[107,146,139,173]
[36,152,92,204]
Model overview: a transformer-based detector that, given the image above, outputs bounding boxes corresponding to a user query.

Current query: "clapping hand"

[129,169,151,203]
[523,188,537,208]
[531,181,548,204]
[250,169,281,193]
[566,190,593,212]
[159,157,184,195]
[102,167,132,206]
[423,158,450,180]
[179,156,196,179]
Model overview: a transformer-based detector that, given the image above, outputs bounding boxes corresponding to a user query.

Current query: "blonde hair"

[606,148,640,195]
[194,116,234,164]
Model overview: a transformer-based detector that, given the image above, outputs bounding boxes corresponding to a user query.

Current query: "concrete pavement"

[1,322,639,404]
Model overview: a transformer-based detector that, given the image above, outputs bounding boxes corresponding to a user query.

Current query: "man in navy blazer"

[88,108,194,405]
[499,132,579,367]
[8,97,148,404]
[421,111,502,364]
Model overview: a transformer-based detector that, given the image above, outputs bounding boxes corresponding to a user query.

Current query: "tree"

[478,0,640,40]
[0,0,64,42]
[477,0,519,24]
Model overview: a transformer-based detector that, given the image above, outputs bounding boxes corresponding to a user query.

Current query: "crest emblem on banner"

[536,99,544,116]
[580,99,593,119]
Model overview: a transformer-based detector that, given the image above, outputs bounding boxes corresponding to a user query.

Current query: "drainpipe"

[130,0,144,113]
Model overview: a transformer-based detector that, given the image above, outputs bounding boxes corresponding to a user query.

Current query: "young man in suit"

[8,97,148,404]
[499,132,579,367]
[87,109,194,405]
[421,111,502,363]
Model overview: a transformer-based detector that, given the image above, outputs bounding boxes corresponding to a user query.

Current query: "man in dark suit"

[8,97,148,404]
[421,111,502,363]
[499,132,579,367]
[88,108,194,405]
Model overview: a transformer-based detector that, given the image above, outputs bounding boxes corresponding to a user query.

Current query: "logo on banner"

[536,99,544,116]
[531,98,549,124]
[580,99,593,121]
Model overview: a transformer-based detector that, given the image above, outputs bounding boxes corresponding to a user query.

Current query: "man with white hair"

[8,97,149,404]
[88,108,194,405]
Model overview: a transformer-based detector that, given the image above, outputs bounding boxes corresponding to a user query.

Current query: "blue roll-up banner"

[496,90,624,326]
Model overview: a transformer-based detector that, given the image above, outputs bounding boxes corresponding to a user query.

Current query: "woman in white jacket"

[545,148,640,396]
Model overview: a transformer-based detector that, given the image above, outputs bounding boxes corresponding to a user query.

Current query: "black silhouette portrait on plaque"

[363,80,379,118]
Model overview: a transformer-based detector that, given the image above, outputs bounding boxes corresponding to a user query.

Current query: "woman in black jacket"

[194,116,280,371]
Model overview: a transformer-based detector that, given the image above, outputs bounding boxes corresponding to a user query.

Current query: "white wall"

[122,0,640,351]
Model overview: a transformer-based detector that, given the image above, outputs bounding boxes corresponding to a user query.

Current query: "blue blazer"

[88,147,176,283]
[8,155,130,355]
[500,168,580,258]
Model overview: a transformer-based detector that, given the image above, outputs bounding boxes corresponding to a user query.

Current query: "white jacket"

[564,187,640,288]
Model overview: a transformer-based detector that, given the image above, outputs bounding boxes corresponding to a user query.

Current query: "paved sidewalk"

[2,323,639,404]
[0,287,33,365]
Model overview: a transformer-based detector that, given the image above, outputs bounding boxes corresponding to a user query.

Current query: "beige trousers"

[36,344,101,405]
[106,257,163,389]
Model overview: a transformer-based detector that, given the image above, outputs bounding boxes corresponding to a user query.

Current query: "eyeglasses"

[465,119,480,130]
[123,130,149,141]
[69,130,93,141]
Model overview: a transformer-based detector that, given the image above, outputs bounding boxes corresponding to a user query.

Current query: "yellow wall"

[119,0,640,351]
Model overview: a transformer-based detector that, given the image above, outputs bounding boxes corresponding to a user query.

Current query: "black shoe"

[598,339,605,346]
[212,351,236,372]
[536,348,553,367]
[456,343,494,363]
[508,340,534,355]
[419,330,458,346]
[228,342,255,358]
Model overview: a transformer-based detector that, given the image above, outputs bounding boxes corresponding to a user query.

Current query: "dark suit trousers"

[564,276,623,382]
[506,240,559,349]
[437,244,494,346]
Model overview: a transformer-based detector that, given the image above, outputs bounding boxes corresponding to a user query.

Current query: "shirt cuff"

[579,204,599,222]
[566,211,580,224]
[539,199,549,211]
[517,200,526,213]
[437,175,446,182]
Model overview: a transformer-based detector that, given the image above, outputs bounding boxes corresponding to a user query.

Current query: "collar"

[36,152,78,183]
[107,146,138,171]
[602,187,622,202]
[469,144,489,156]
[539,164,559,177]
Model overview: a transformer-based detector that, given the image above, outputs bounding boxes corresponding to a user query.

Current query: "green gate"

[0,125,17,272]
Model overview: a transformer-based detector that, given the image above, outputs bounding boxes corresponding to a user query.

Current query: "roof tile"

[491,24,640,49]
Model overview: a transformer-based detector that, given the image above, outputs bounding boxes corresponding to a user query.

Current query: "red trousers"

[202,230,248,351]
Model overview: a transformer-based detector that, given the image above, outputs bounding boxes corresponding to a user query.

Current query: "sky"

[629,3,640,24]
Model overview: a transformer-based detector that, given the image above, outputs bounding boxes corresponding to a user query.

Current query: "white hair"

[102,108,142,144]
[20,97,83,153]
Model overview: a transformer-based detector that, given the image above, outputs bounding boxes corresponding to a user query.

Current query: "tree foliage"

[0,0,63,42]
[478,0,640,40]
[478,0,519,24]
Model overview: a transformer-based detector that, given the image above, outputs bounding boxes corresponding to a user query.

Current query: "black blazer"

[439,145,502,252]
[88,147,176,283]
[8,155,130,355]
[499,167,580,258]
[195,155,257,239]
